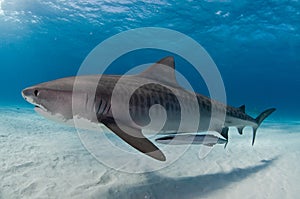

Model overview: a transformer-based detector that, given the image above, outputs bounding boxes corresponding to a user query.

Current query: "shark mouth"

[33,104,48,113]
[21,94,47,112]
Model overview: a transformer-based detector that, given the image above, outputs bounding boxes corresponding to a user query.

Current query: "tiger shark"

[22,56,275,161]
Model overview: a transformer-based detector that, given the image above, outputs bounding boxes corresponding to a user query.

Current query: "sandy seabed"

[0,106,299,199]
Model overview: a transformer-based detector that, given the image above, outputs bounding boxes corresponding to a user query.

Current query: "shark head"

[22,78,74,122]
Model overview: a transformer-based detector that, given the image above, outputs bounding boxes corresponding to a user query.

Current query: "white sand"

[0,106,299,199]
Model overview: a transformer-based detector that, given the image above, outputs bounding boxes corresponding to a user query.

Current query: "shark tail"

[252,108,276,145]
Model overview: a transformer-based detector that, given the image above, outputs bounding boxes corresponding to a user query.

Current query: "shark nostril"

[34,90,39,97]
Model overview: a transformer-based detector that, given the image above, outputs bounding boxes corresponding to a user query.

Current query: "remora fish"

[155,134,228,146]
[22,56,275,161]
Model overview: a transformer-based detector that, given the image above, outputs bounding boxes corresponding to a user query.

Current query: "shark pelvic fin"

[221,127,229,148]
[139,56,179,87]
[101,118,166,161]
[221,127,229,140]
[252,108,276,145]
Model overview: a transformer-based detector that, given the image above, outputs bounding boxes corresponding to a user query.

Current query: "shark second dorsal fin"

[238,105,246,113]
[139,56,179,86]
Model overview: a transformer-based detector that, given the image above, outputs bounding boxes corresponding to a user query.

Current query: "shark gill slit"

[106,103,111,115]
[101,100,107,115]
[97,99,102,115]
[85,93,89,111]
[91,96,95,113]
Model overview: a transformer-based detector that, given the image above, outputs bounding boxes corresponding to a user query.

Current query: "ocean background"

[1,1,300,198]
[0,0,299,119]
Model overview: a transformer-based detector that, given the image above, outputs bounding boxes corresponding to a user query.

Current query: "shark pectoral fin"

[101,118,166,161]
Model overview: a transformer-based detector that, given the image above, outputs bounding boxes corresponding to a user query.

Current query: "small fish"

[156,134,227,147]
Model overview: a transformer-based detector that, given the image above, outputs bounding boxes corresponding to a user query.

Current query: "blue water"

[0,0,299,119]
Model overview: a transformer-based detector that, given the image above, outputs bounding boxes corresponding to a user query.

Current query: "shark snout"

[22,87,40,103]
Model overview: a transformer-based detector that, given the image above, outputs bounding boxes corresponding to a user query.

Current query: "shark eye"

[34,90,39,97]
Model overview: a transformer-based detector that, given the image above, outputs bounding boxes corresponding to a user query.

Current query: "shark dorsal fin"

[139,56,179,86]
[239,105,246,113]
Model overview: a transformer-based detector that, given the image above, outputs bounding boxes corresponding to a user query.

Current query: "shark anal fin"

[237,127,244,135]
[101,118,166,161]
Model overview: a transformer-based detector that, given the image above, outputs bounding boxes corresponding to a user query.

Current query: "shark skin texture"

[22,56,276,161]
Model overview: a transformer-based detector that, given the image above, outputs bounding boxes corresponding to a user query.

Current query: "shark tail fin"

[252,108,276,145]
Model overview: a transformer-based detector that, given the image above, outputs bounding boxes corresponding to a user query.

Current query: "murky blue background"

[0,0,299,119]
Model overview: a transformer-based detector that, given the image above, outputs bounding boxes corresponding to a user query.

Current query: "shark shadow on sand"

[105,157,277,199]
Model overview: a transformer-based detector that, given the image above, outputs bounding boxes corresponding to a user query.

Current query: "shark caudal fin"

[252,108,276,145]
